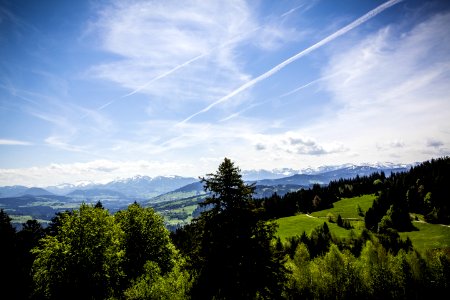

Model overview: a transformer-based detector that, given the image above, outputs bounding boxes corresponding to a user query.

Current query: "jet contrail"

[179,0,403,125]
[219,72,341,122]
[93,4,308,113]
[278,71,342,98]
[117,3,307,100]
[281,3,306,18]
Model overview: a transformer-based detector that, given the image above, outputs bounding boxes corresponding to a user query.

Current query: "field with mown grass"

[400,220,450,254]
[276,194,450,252]
[310,194,376,219]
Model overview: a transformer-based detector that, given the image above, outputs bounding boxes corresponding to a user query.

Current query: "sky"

[1,0,450,187]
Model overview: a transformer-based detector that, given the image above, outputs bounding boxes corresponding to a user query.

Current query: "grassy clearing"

[275,214,359,240]
[277,195,377,240]
[400,222,450,254]
[311,194,376,219]
[276,194,450,253]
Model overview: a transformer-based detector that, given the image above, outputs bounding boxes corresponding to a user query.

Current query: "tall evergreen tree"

[191,158,286,299]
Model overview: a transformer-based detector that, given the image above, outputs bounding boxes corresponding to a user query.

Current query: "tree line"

[259,156,450,230]
[1,157,449,299]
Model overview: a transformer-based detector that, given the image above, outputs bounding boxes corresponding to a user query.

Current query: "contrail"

[93,4,307,113]
[94,52,209,112]
[278,71,341,98]
[94,29,259,113]
[117,3,307,100]
[219,72,341,122]
[281,3,305,18]
[179,0,403,125]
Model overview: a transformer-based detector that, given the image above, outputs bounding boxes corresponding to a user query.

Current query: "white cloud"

[309,11,450,163]
[0,160,196,187]
[250,131,346,157]
[88,0,259,107]
[180,0,402,124]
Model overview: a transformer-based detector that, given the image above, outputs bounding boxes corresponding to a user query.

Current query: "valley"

[0,163,411,228]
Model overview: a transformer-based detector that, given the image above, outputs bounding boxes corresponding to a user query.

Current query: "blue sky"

[1,0,449,186]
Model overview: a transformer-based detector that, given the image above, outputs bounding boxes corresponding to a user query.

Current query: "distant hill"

[0,185,29,198]
[102,175,198,198]
[0,186,54,198]
[46,175,198,198]
[253,184,304,198]
[147,181,205,204]
[67,188,127,198]
[22,187,54,197]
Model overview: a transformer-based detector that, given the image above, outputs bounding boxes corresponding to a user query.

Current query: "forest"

[1,157,449,299]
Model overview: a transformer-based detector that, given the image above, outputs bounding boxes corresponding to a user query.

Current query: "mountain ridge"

[1,163,416,200]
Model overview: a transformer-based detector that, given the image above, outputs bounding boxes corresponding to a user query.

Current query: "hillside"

[276,195,450,254]
[1,159,447,230]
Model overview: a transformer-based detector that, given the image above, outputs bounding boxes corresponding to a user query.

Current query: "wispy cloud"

[88,0,307,113]
[219,71,341,122]
[0,139,32,146]
[310,9,450,163]
[88,0,259,109]
[179,0,403,124]
[0,159,195,187]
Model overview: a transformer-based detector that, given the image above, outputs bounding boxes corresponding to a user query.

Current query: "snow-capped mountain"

[254,163,415,186]
[46,181,97,195]
[102,175,198,198]
[4,162,417,200]
[242,162,416,180]
[45,175,198,199]
[241,168,299,181]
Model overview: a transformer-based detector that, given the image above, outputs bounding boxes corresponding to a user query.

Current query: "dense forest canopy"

[0,157,449,299]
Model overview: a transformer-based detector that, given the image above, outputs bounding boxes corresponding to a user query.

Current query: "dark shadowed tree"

[0,209,20,299]
[17,219,45,298]
[190,158,286,299]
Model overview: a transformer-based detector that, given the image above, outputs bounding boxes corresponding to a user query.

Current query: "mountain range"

[0,162,415,228]
[1,163,414,200]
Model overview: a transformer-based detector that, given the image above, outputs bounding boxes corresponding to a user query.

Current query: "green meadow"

[276,194,450,252]
[310,194,376,219]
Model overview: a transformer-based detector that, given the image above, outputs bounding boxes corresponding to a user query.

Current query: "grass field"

[400,221,450,254]
[10,215,50,226]
[311,194,376,219]
[275,214,357,240]
[276,194,450,252]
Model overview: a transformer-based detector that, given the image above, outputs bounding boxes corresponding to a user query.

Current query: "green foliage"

[124,259,192,300]
[31,204,125,299]
[3,156,450,299]
[283,237,450,299]
[357,204,365,217]
[115,202,176,281]
[32,202,187,299]
[378,204,415,232]
[336,213,354,229]
[327,212,335,222]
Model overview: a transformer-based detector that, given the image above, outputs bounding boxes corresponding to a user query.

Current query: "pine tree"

[191,158,286,299]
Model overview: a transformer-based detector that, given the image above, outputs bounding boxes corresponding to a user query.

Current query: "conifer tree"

[191,158,286,299]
